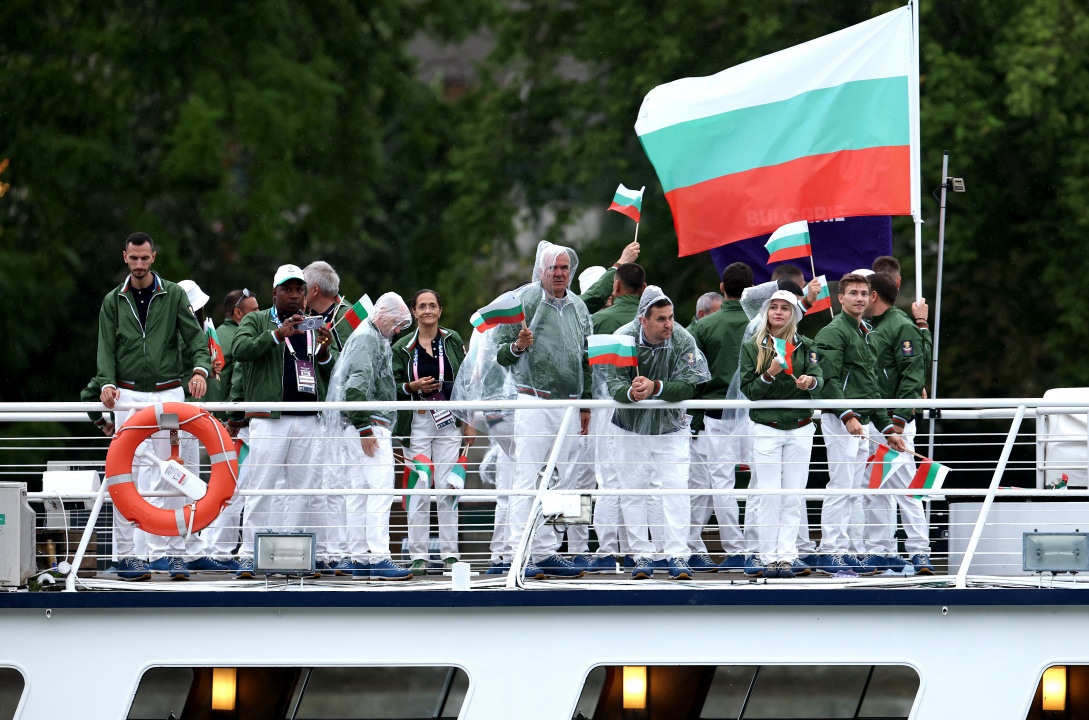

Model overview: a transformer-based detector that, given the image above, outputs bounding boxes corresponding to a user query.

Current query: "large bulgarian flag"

[910,458,950,499]
[765,221,813,263]
[471,292,525,332]
[805,275,833,316]
[587,334,639,367]
[636,6,916,257]
[608,184,645,223]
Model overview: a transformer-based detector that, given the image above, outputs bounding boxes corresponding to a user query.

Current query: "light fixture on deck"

[623,666,646,710]
[254,532,316,575]
[211,667,237,711]
[1023,532,1089,574]
[1042,665,1067,712]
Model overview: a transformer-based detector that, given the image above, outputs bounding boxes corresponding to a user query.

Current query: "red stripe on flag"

[909,460,932,491]
[767,243,813,263]
[805,296,833,316]
[867,446,889,489]
[608,202,641,223]
[664,146,911,256]
[588,353,640,367]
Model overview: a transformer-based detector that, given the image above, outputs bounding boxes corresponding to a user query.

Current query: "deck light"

[1023,532,1089,574]
[212,667,236,711]
[623,666,646,710]
[1042,665,1066,711]
[254,532,316,575]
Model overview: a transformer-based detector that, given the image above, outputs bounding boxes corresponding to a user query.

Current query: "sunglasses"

[233,288,253,309]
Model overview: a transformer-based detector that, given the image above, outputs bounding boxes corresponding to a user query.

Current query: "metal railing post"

[955,404,1025,589]
[64,480,110,592]
[506,405,577,589]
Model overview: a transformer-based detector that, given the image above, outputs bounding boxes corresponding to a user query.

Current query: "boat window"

[127,665,469,720]
[0,668,24,720]
[1026,665,1089,718]
[574,664,919,720]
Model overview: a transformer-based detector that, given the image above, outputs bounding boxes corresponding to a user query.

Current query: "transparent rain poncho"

[451,323,516,438]
[592,286,711,437]
[317,293,411,486]
[459,241,593,403]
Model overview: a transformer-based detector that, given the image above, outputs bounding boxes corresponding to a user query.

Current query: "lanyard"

[270,308,314,359]
[411,332,445,393]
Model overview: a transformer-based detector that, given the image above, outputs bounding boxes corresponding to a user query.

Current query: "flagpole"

[633,221,640,245]
[909,0,924,306]
[865,434,928,462]
[926,151,950,460]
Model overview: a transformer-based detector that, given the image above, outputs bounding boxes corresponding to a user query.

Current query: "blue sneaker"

[743,555,765,577]
[857,554,890,573]
[187,557,230,573]
[843,554,877,576]
[652,559,670,571]
[150,556,189,580]
[790,558,812,577]
[630,557,654,580]
[718,554,747,572]
[368,558,412,581]
[535,554,584,578]
[799,553,823,570]
[774,560,795,579]
[687,553,719,573]
[221,558,242,572]
[764,559,781,579]
[486,562,510,575]
[910,554,936,575]
[668,557,693,580]
[586,555,618,574]
[116,556,151,581]
[817,554,859,577]
[884,555,911,573]
[622,555,635,569]
[569,554,595,572]
[333,557,355,577]
[524,564,545,580]
[235,556,256,579]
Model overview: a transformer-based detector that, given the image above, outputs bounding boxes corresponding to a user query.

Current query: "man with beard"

[231,264,335,578]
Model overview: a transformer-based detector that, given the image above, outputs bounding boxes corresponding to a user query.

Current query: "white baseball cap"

[578,265,608,294]
[851,268,875,277]
[177,279,210,311]
[273,264,305,288]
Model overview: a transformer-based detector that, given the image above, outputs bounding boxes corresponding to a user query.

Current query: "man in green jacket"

[591,263,646,333]
[598,286,711,580]
[231,264,335,578]
[204,289,259,415]
[688,262,753,572]
[812,273,906,577]
[859,272,934,575]
[96,232,213,581]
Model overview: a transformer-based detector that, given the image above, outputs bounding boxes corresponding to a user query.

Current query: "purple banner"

[709,216,893,284]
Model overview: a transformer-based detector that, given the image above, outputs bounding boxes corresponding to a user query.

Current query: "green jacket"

[231,308,335,421]
[869,305,927,432]
[603,326,709,435]
[740,334,823,427]
[580,266,616,315]
[591,293,640,334]
[814,312,878,426]
[203,318,240,414]
[80,375,111,427]
[392,327,466,438]
[496,285,592,399]
[96,273,211,392]
[690,300,750,431]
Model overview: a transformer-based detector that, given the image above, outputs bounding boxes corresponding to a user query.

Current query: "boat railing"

[2,398,1089,592]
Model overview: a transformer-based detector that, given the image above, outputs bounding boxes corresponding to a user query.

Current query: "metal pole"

[63,480,109,592]
[927,151,950,459]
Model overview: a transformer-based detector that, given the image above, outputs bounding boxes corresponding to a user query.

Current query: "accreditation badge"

[295,358,317,394]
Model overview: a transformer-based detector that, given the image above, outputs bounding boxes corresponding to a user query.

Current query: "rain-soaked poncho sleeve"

[740,280,778,320]
[451,323,517,435]
[492,241,592,399]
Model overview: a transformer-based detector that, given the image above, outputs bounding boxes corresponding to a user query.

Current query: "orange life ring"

[105,402,238,536]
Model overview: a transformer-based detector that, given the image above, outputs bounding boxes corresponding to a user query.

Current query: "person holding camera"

[230,264,336,578]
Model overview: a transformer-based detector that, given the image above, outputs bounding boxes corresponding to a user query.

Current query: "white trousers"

[325,426,395,562]
[508,396,581,563]
[818,413,871,554]
[406,412,462,561]
[488,422,516,563]
[688,416,747,555]
[863,420,930,555]
[240,415,319,557]
[200,426,251,559]
[610,426,690,560]
[751,423,815,563]
[112,388,204,560]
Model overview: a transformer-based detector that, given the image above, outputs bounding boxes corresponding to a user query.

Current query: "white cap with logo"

[273,264,305,288]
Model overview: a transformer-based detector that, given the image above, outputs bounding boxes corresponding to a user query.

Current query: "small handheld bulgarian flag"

[909,458,950,499]
[764,220,813,263]
[447,454,469,509]
[607,183,644,223]
[587,334,639,367]
[203,318,224,375]
[471,292,525,332]
[402,453,434,512]
[805,275,832,316]
[867,445,907,488]
[771,336,796,375]
[339,294,373,332]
